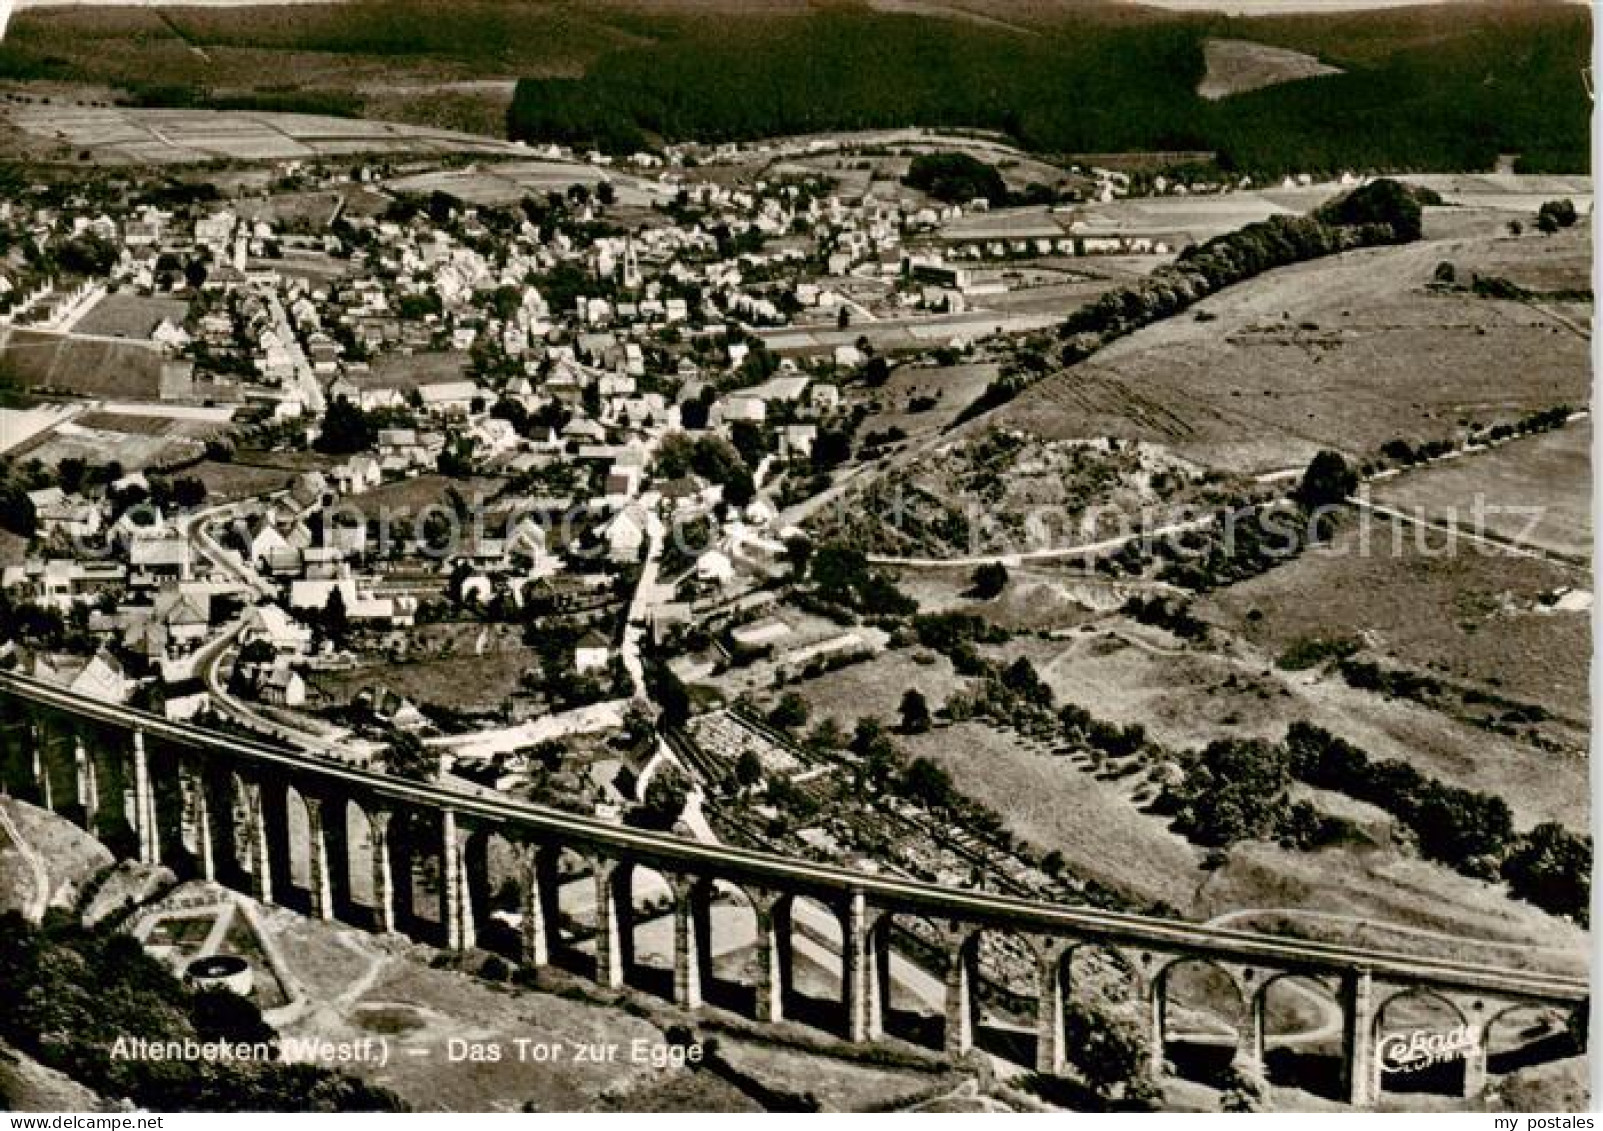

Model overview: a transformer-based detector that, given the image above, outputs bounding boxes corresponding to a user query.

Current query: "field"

[1206,511,1590,729]
[813,425,1227,559]
[72,410,220,438]
[4,104,527,165]
[307,621,537,715]
[362,351,474,392]
[896,713,1588,970]
[385,161,617,208]
[784,647,967,731]
[70,292,188,339]
[904,719,1205,910]
[333,473,507,523]
[1196,37,1341,101]
[0,329,167,398]
[853,361,998,443]
[189,458,297,502]
[993,619,1588,832]
[993,225,1592,475]
[1370,420,1591,561]
[19,416,204,471]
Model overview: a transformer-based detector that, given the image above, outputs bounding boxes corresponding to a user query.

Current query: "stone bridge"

[0,672,1586,1106]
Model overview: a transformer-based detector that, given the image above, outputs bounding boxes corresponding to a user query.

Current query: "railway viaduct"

[0,671,1586,1107]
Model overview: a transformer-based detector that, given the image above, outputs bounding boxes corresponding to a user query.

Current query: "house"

[695,549,736,586]
[472,417,520,453]
[302,546,347,580]
[603,504,659,563]
[417,380,482,416]
[781,424,817,458]
[259,659,307,708]
[25,486,64,513]
[128,535,191,586]
[605,463,642,500]
[247,519,291,567]
[326,520,368,559]
[239,603,311,654]
[750,374,811,404]
[246,513,312,568]
[574,629,612,674]
[1,558,124,609]
[810,383,841,413]
[377,428,441,475]
[714,394,765,425]
[332,455,381,496]
[562,417,607,445]
[504,516,550,568]
[289,577,395,622]
[289,470,330,511]
[69,646,131,704]
[33,493,102,540]
[153,585,212,647]
[359,686,427,731]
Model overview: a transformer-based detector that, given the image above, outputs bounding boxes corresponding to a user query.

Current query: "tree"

[768,692,810,731]
[57,457,87,495]
[808,715,845,753]
[1536,198,1578,235]
[902,152,1007,205]
[734,748,764,791]
[837,306,851,330]
[1294,449,1357,510]
[1167,737,1291,847]
[0,482,35,537]
[1502,822,1591,924]
[315,396,374,455]
[322,585,350,644]
[190,988,275,1046]
[969,562,1009,599]
[172,476,207,509]
[901,756,954,809]
[379,731,436,781]
[238,639,276,666]
[636,765,690,830]
[650,664,693,729]
[1315,177,1426,242]
[1063,1002,1151,1099]
[898,688,932,734]
[1001,656,1052,707]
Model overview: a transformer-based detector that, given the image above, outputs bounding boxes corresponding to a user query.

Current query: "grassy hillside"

[0,1,1588,174]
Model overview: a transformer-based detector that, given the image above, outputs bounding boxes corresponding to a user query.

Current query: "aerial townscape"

[0,0,1591,1116]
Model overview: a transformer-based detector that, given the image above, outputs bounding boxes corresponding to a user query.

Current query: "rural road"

[1345,495,1584,567]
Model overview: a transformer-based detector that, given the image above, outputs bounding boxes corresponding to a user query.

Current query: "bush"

[1502,822,1591,925]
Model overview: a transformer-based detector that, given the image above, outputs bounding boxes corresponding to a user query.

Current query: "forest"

[506,1,1590,174]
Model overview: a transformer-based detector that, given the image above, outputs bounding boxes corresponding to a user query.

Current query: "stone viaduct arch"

[0,674,1586,1107]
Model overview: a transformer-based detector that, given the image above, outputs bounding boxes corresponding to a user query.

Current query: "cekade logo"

[1378,1023,1480,1073]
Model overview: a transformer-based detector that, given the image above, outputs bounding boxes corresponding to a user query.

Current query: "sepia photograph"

[0,0,1591,1117]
